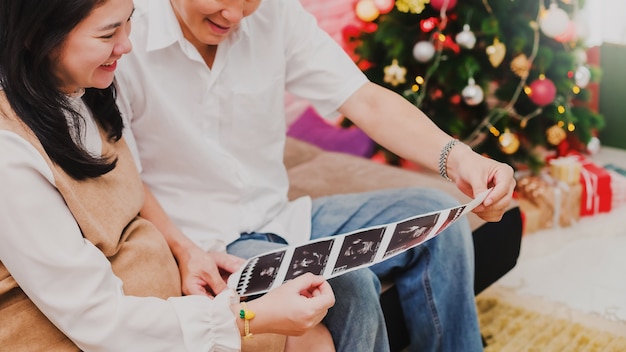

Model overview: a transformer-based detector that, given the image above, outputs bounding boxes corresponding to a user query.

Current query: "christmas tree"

[344,0,603,171]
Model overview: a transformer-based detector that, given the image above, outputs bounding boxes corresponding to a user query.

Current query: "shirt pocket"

[229,75,286,147]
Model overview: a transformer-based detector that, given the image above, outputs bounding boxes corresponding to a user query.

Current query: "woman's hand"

[240,273,335,336]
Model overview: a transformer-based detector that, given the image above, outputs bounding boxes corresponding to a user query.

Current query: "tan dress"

[0,92,181,351]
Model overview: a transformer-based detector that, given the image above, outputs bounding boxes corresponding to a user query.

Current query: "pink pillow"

[287,107,376,158]
[299,0,357,46]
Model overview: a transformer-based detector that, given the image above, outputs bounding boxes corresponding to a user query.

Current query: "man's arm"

[339,82,516,222]
[140,184,245,297]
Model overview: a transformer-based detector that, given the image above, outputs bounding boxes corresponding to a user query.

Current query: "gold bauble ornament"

[355,0,380,22]
[383,59,407,87]
[395,0,430,14]
[498,129,520,154]
[486,38,506,68]
[546,124,567,145]
[510,54,530,78]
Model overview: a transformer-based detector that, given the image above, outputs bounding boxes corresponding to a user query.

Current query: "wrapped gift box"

[549,156,582,185]
[607,170,626,209]
[605,163,626,177]
[578,160,612,216]
[560,152,613,216]
[604,164,626,209]
[516,174,582,234]
[517,197,547,235]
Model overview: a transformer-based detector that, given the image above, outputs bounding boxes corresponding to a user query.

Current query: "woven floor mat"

[477,286,626,352]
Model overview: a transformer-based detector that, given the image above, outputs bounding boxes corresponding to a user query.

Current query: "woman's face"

[170,0,261,47]
[52,0,134,94]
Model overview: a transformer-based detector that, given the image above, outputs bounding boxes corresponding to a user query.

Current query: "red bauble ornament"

[342,24,361,43]
[362,22,378,33]
[430,0,457,11]
[528,78,557,106]
[557,139,570,156]
[420,17,439,32]
[357,60,374,71]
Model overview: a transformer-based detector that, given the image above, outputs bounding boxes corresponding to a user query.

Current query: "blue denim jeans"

[310,188,483,352]
[227,233,389,352]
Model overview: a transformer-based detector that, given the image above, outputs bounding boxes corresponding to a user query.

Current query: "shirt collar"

[145,0,181,52]
[145,0,250,53]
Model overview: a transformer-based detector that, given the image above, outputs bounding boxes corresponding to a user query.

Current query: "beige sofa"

[243,137,522,351]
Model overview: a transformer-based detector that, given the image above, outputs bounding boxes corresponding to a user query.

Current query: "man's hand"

[139,183,247,297]
[447,144,516,222]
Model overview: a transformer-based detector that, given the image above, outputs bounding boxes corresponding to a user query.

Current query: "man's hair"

[0,0,124,179]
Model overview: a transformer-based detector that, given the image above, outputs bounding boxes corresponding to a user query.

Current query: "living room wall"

[598,43,626,150]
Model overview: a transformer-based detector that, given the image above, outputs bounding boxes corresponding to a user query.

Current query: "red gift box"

[572,157,613,216]
[580,162,612,215]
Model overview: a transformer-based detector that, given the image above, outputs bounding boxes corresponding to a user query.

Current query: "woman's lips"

[100,61,117,72]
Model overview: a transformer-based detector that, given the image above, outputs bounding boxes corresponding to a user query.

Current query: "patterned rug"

[477,286,626,351]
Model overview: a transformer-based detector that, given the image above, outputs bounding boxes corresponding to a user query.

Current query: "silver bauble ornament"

[587,136,601,155]
[574,65,591,88]
[461,78,484,106]
[455,24,476,49]
[412,41,436,63]
[540,3,570,38]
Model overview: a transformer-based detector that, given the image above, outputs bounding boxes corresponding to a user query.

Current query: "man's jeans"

[228,187,483,352]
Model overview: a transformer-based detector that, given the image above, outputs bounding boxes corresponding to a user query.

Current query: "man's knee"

[398,187,461,210]
[324,268,387,341]
[329,268,381,297]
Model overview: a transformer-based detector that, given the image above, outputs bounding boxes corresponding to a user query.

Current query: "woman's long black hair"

[0,0,124,180]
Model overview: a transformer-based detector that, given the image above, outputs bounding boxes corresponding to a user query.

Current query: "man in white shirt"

[116,0,516,351]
